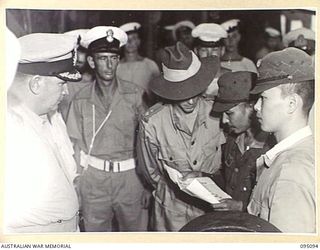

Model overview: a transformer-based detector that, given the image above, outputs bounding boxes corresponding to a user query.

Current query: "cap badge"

[256,59,262,68]
[106,29,114,43]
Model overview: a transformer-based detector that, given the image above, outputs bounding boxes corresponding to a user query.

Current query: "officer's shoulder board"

[142,102,165,123]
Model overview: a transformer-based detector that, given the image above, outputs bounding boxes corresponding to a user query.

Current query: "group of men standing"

[5,18,316,234]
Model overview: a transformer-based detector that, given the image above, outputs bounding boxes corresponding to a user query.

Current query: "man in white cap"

[137,42,225,231]
[255,27,282,62]
[169,20,195,49]
[66,26,149,232]
[220,19,257,74]
[117,22,160,106]
[191,23,230,97]
[6,33,82,233]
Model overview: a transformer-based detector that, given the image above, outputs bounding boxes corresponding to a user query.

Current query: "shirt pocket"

[157,146,190,172]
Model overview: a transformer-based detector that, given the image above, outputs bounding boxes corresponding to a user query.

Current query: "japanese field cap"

[166,20,195,41]
[192,23,227,47]
[221,19,240,33]
[213,71,255,112]
[6,28,20,90]
[81,26,127,54]
[150,41,219,101]
[265,27,281,38]
[18,33,82,82]
[250,47,314,94]
[283,27,315,47]
[120,22,141,35]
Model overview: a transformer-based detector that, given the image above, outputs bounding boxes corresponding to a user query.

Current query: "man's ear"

[29,75,41,95]
[87,55,95,69]
[287,93,300,114]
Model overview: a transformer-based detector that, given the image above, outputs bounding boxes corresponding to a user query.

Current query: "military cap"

[64,29,89,47]
[120,22,141,34]
[165,20,195,41]
[6,28,20,90]
[265,27,281,37]
[192,23,227,47]
[18,33,82,82]
[221,19,240,33]
[150,41,219,101]
[81,26,127,54]
[213,71,255,112]
[283,27,315,47]
[251,47,314,94]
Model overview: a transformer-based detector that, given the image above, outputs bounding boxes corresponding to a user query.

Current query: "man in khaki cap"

[248,47,315,233]
[210,71,274,212]
[66,26,149,232]
[6,33,82,233]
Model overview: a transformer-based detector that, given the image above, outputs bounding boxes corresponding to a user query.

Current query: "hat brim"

[212,101,238,113]
[250,81,281,94]
[150,56,219,101]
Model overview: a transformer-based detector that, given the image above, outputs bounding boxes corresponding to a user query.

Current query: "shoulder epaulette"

[142,102,165,122]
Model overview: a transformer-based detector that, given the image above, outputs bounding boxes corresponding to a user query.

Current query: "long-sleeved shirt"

[247,126,315,233]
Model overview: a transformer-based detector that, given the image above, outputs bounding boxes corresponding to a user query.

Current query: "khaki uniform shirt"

[247,126,315,233]
[137,98,226,231]
[66,79,145,161]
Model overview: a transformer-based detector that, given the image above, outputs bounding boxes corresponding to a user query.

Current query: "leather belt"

[80,151,135,172]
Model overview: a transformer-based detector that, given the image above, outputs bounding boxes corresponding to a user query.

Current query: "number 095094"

[300,244,319,248]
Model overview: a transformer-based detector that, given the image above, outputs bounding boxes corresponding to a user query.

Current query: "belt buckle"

[109,161,114,172]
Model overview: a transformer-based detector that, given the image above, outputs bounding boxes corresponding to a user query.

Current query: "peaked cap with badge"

[192,23,227,48]
[251,47,314,94]
[150,41,219,101]
[213,71,256,113]
[18,33,82,82]
[81,26,128,54]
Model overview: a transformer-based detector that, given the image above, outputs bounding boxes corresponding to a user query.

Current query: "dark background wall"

[6,9,315,61]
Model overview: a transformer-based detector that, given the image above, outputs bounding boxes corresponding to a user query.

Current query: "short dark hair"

[279,80,314,116]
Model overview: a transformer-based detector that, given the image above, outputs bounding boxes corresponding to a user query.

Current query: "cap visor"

[250,82,281,94]
[212,102,238,113]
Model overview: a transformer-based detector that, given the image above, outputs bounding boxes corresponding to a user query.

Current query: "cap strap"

[162,52,201,82]
[215,97,249,103]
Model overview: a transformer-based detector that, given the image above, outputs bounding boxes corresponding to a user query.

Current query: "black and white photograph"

[3,1,318,246]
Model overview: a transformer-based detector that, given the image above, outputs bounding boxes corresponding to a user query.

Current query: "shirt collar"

[263,126,312,167]
[235,130,267,154]
[170,98,207,132]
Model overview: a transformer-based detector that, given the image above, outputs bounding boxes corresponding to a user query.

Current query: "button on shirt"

[66,79,146,161]
[247,126,315,233]
[138,98,226,188]
[222,131,272,209]
[5,104,79,231]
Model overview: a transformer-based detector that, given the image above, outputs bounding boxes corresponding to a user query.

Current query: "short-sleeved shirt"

[66,78,146,161]
[247,126,315,233]
[221,57,258,74]
[222,131,273,209]
[117,57,160,91]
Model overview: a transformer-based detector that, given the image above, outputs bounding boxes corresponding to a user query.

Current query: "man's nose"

[187,98,195,105]
[222,113,229,124]
[254,98,261,112]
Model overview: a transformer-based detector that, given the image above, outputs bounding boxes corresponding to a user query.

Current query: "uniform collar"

[235,129,267,154]
[170,98,207,132]
[262,126,312,167]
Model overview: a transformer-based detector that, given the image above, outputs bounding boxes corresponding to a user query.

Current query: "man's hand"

[180,171,203,181]
[211,199,243,211]
[141,189,152,209]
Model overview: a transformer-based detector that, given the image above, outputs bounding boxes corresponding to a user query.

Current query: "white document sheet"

[163,164,231,204]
